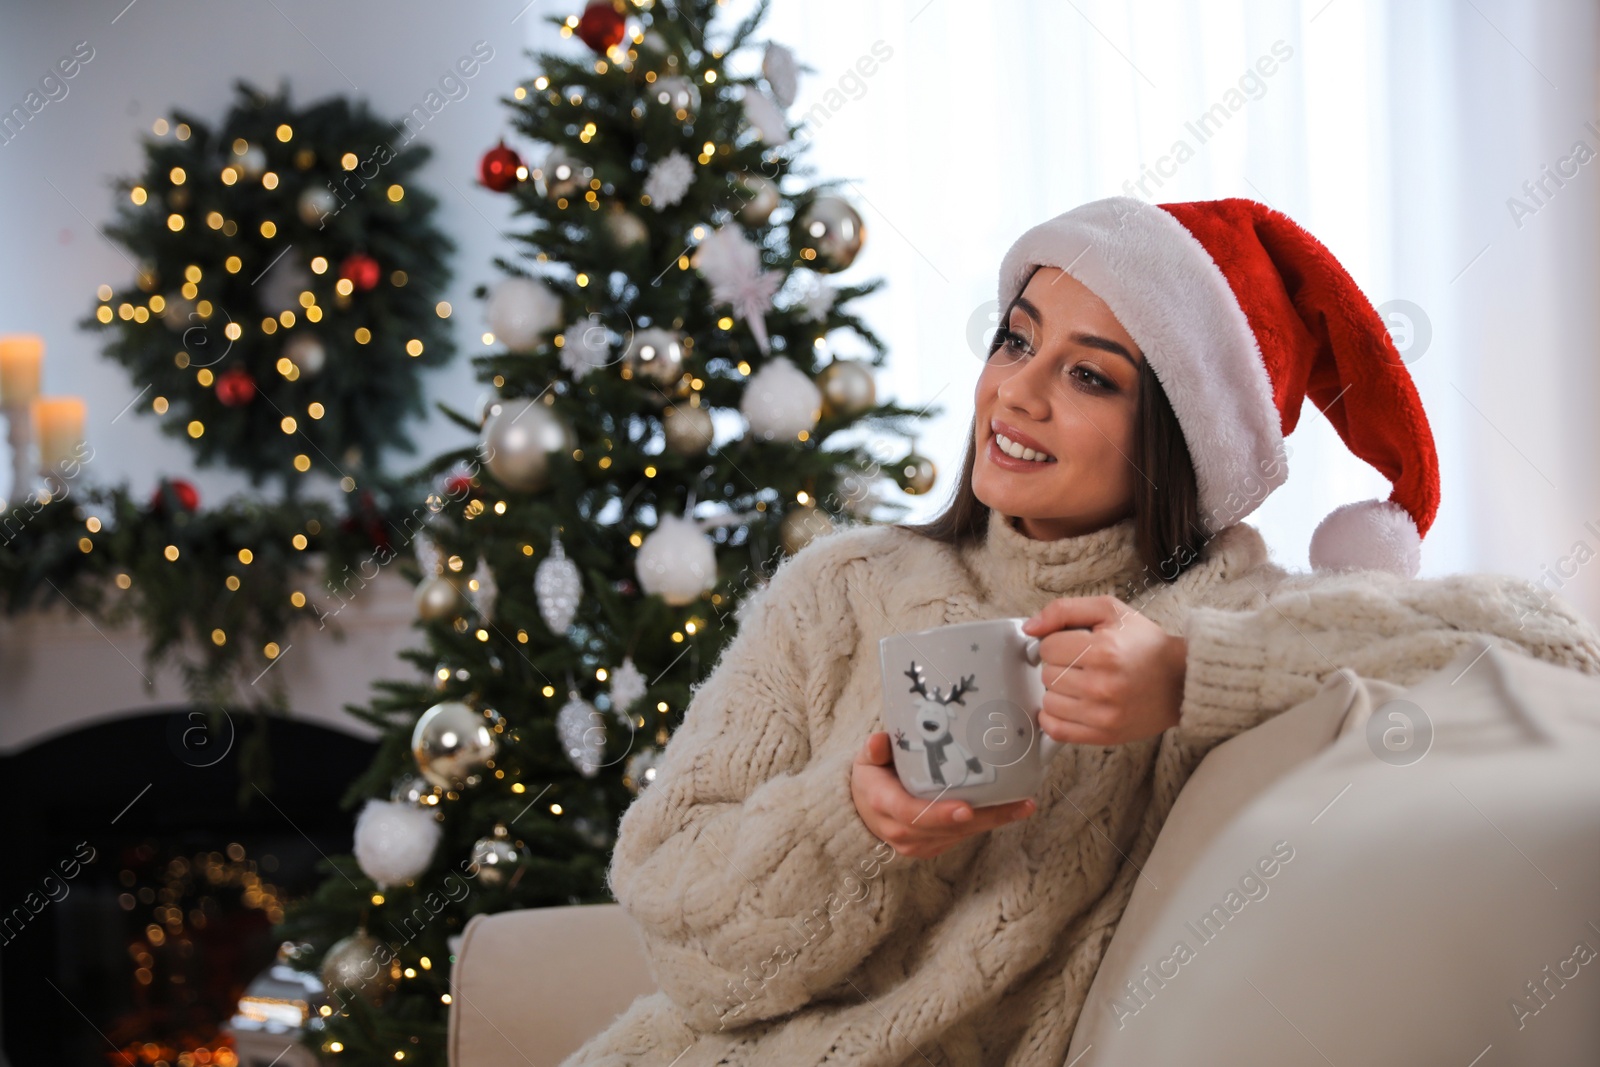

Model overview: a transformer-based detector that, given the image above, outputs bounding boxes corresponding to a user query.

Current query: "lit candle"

[33,396,86,477]
[0,335,43,408]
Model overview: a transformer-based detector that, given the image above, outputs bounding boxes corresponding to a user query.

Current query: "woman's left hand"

[1021,595,1188,746]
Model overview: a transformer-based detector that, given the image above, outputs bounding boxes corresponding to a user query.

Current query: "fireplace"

[1,709,376,1066]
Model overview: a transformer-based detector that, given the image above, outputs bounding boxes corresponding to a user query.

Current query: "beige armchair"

[449,642,1600,1066]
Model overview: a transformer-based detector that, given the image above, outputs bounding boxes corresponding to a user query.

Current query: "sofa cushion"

[1066,640,1600,1065]
[448,902,657,1066]
[1068,664,1403,1060]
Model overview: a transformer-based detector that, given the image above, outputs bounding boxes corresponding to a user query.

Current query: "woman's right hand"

[851,731,1036,859]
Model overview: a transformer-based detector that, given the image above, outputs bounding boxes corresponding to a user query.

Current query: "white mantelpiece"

[0,567,423,755]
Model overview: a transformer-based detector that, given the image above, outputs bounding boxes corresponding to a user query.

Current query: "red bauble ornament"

[150,478,200,513]
[339,252,381,291]
[443,473,475,496]
[575,0,626,54]
[340,489,393,555]
[478,140,523,193]
[215,366,257,407]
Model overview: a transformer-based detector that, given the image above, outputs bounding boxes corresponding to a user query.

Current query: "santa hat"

[996,196,1439,578]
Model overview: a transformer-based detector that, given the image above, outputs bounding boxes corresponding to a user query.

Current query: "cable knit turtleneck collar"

[959,505,1150,617]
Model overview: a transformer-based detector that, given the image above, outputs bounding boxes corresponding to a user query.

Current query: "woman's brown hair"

[899,269,1207,583]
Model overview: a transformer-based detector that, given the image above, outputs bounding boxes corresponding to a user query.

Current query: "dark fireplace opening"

[1,708,376,1067]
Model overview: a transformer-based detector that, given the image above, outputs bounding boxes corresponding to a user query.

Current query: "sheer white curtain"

[723,0,1600,613]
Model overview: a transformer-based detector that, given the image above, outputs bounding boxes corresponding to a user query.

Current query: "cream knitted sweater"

[559,507,1600,1067]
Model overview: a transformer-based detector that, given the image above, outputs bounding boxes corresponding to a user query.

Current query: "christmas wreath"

[85,79,456,487]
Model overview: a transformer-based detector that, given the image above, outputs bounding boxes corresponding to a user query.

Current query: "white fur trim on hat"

[1308,498,1422,577]
[997,196,1284,533]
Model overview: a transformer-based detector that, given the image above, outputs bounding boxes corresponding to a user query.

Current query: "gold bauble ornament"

[411,700,498,789]
[481,397,573,493]
[391,773,434,806]
[662,402,714,455]
[736,174,781,226]
[414,574,467,623]
[535,149,592,201]
[623,327,686,386]
[781,503,834,555]
[792,196,865,273]
[320,931,401,1005]
[818,360,876,418]
[898,453,937,495]
[468,827,522,887]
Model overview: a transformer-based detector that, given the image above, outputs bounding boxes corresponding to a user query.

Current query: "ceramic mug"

[878,616,1066,808]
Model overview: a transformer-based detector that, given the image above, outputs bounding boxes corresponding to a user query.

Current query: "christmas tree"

[278,1,938,1062]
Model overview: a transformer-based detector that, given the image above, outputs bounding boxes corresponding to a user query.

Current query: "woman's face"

[971,266,1144,541]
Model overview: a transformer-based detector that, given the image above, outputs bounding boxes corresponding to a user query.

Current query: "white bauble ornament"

[644,151,694,210]
[740,356,822,441]
[481,397,572,492]
[608,655,647,725]
[283,333,326,375]
[556,690,606,777]
[298,185,339,227]
[353,798,440,889]
[762,42,800,108]
[486,276,563,353]
[258,256,312,317]
[636,513,717,606]
[623,327,685,386]
[740,87,790,145]
[535,533,582,635]
[662,402,714,456]
[411,700,498,789]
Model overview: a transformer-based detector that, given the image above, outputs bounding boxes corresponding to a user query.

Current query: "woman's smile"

[986,417,1059,472]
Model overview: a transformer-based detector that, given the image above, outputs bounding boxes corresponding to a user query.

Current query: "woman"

[560,197,1600,1066]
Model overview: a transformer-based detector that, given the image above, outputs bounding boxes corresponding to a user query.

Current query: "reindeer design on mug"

[894,661,997,789]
